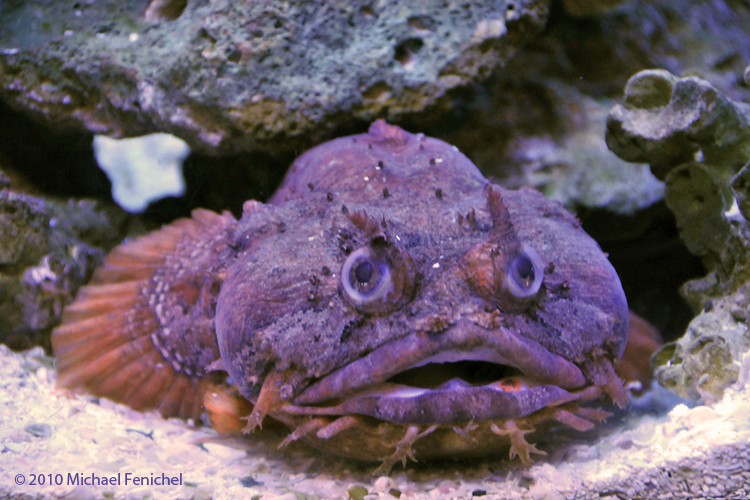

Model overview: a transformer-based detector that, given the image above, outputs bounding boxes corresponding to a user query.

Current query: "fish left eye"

[341,248,393,305]
[339,240,416,314]
[505,244,544,298]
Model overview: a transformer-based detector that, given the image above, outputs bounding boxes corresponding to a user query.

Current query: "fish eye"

[341,247,393,305]
[505,244,544,298]
[354,260,374,283]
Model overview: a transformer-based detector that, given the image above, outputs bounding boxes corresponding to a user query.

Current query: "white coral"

[93,133,190,213]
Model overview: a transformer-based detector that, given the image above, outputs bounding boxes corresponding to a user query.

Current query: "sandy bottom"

[1,344,749,500]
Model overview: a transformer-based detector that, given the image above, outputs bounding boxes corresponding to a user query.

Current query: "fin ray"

[52,210,237,420]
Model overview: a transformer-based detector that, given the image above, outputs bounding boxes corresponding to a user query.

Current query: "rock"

[0,0,549,156]
[24,423,53,438]
[561,0,627,17]
[412,0,750,216]
[372,476,396,493]
[606,70,750,401]
[663,162,731,258]
[607,70,750,289]
[514,95,663,215]
[654,286,750,402]
[730,165,750,221]
[607,71,750,180]
[623,69,679,110]
[3,0,749,221]
[0,178,128,350]
[346,485,368,500]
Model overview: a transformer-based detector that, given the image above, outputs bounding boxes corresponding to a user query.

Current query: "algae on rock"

[0,174,127,350]
[606,69,750,401]
[0,0,548,157]
[519,94,663,215]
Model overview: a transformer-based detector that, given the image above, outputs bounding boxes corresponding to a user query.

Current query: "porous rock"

[653,287,750,402]
[0,0,548,156]
[512,94,663,215]
[606,70,750,401]
[607,70,750,288]
[0,175,127,350]
[607,70,750,180]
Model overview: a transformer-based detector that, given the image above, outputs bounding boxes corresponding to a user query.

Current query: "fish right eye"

[505,244,544,299]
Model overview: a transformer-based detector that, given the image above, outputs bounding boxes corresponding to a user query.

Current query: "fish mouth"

[285,320,596,425]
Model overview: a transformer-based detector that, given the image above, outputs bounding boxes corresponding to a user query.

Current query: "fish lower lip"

[293,320,586,407]
[284,381,601,425]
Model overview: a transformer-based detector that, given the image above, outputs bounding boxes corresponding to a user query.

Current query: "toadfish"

[52,121,633,472]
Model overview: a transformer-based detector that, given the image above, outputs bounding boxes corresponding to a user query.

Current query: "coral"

[93,133,190,213]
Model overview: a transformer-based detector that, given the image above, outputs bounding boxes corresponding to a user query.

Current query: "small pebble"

[347,485,368,500]
[25,423,53,438]
[191,488,212,500]
[239,476,263,487]
[373,476,395,492]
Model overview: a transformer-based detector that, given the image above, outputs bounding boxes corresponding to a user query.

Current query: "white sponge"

[93,133,190,213]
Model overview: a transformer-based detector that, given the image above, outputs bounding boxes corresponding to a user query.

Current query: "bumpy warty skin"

[53,120,629,467]
[217,122,629,402]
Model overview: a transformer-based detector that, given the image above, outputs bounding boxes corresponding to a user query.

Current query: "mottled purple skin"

[212,121,628,461]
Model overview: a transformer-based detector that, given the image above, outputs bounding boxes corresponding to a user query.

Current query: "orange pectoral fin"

[52,209,236,422]
[203,383,255,435]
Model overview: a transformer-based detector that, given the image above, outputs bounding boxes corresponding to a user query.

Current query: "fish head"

[215,121,629,462]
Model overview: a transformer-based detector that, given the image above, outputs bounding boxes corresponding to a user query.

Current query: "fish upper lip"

[293,319,587,407]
